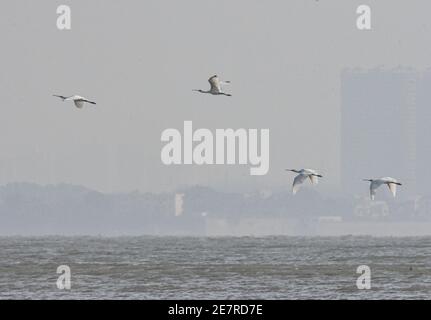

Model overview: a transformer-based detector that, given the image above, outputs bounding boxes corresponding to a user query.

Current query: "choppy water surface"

[0,236,430,299]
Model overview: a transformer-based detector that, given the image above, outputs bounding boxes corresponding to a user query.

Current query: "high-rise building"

[340,68,417,196]
[416,69,431,196]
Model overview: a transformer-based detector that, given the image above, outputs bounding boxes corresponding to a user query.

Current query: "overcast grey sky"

[0,1,430,193]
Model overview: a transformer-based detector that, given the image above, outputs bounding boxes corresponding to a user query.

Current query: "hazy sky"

[1,1,431,194]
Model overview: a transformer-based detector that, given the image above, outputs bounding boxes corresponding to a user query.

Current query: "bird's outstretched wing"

[208,75,222,93]
[83,99,96,105]
[370,181,380,200]
[292,174,308,195]
[387,183,397,197]
[309,175,319,185]
[53,95,67,100]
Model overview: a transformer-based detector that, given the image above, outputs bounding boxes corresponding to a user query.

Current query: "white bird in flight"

[285,168,323,195]
[363,177,402,200]
[193,75,232,96]
[53,95,97,109]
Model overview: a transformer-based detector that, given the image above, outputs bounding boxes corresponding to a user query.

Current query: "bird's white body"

[286,168,322,195]
[364,177,402,200]
[53,94,96,109]
[193,75,231,96]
